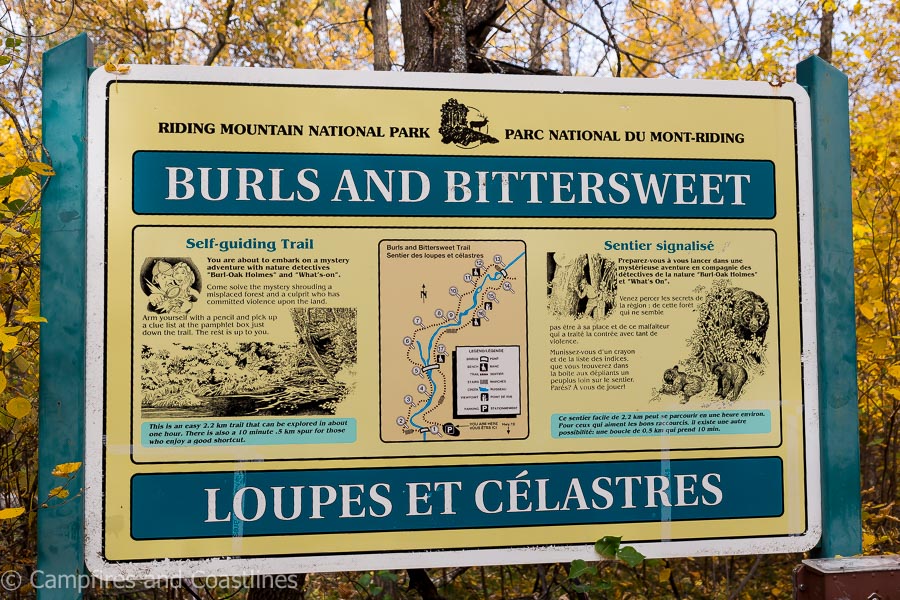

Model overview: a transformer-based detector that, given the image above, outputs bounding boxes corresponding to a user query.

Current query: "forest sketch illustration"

[655,280,770,405]
[141,307,357,418]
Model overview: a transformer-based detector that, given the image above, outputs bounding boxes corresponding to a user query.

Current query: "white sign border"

[84,65,820,579]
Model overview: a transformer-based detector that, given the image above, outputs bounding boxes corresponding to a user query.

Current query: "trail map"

[379,240,528,442]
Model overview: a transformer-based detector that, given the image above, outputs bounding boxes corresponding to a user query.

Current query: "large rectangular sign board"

[85,67,820,578]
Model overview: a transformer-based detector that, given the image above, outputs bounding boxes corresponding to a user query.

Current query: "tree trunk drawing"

[587,253,605,316]
[548,252,587,316]
[587,253,603,289]
[587,253,617,316]
[291,308,333,381]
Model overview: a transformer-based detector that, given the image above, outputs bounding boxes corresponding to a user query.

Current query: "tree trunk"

[818,5,834,63]
[559,0,572,75]
[528,0,547,72]
[401,0,435,71]
[400,0,508,72]
[434,0,468,72]
[372,0,392,70]
[408,567,444,599]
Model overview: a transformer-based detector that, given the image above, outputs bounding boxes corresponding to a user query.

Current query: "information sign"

[85,67,819,577]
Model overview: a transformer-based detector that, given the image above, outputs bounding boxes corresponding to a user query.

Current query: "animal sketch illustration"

[653,281,769,405]
[712,361,748,401]
[141,307,357,418]
[547,252,617,319]
[689,282,770,369]
[139,257,201,314]
[660,365,704,404]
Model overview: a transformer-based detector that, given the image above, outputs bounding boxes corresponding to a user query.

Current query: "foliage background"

[1,0,897,597]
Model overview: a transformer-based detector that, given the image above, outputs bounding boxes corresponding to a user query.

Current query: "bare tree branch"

[205,0,236,65]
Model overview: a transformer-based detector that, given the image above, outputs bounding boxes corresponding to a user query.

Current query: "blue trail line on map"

[410,250,525,439]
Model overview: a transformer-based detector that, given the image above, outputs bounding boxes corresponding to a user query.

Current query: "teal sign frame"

[36,37,859,596]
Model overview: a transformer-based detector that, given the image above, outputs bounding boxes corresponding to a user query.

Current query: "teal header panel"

[133,152,776,218]
[131,457,784,540]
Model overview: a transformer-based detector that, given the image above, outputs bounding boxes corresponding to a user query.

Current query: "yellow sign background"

[86,68,817,574]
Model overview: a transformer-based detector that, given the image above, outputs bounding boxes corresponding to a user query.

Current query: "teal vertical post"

[797,56,862,556]
[38,35,93,598]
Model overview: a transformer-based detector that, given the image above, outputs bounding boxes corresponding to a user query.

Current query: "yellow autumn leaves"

[50,462,82,477]
[0,507,24,520]
[0,462,81,520]
[0,302,45,357]
[5,396,29,419]
[0,302,45,415]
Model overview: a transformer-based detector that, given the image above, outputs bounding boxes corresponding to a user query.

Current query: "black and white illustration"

[439,98,499,148]
[141,307,357,418]
[139,257,202,314]
[661,365,704,404]
[547,252,617,319]
[655,280,770,404]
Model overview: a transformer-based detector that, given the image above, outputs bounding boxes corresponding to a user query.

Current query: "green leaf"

[569,559,596,579]
[0,56,10,66]
[376,571,398,582]
[616,545,646,567]
[358,573,371,587]
[595,535,621,559]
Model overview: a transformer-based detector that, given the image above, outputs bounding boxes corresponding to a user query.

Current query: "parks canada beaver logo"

[439,98,499,148]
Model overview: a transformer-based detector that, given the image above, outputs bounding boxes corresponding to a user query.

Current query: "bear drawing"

[732,288,769,343]
[662,365,704,404]
[692,285,771,367]
[713,361,748,401]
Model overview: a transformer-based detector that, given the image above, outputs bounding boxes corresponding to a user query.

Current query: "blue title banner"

[131,457,783,540]
[132,152,776,218]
